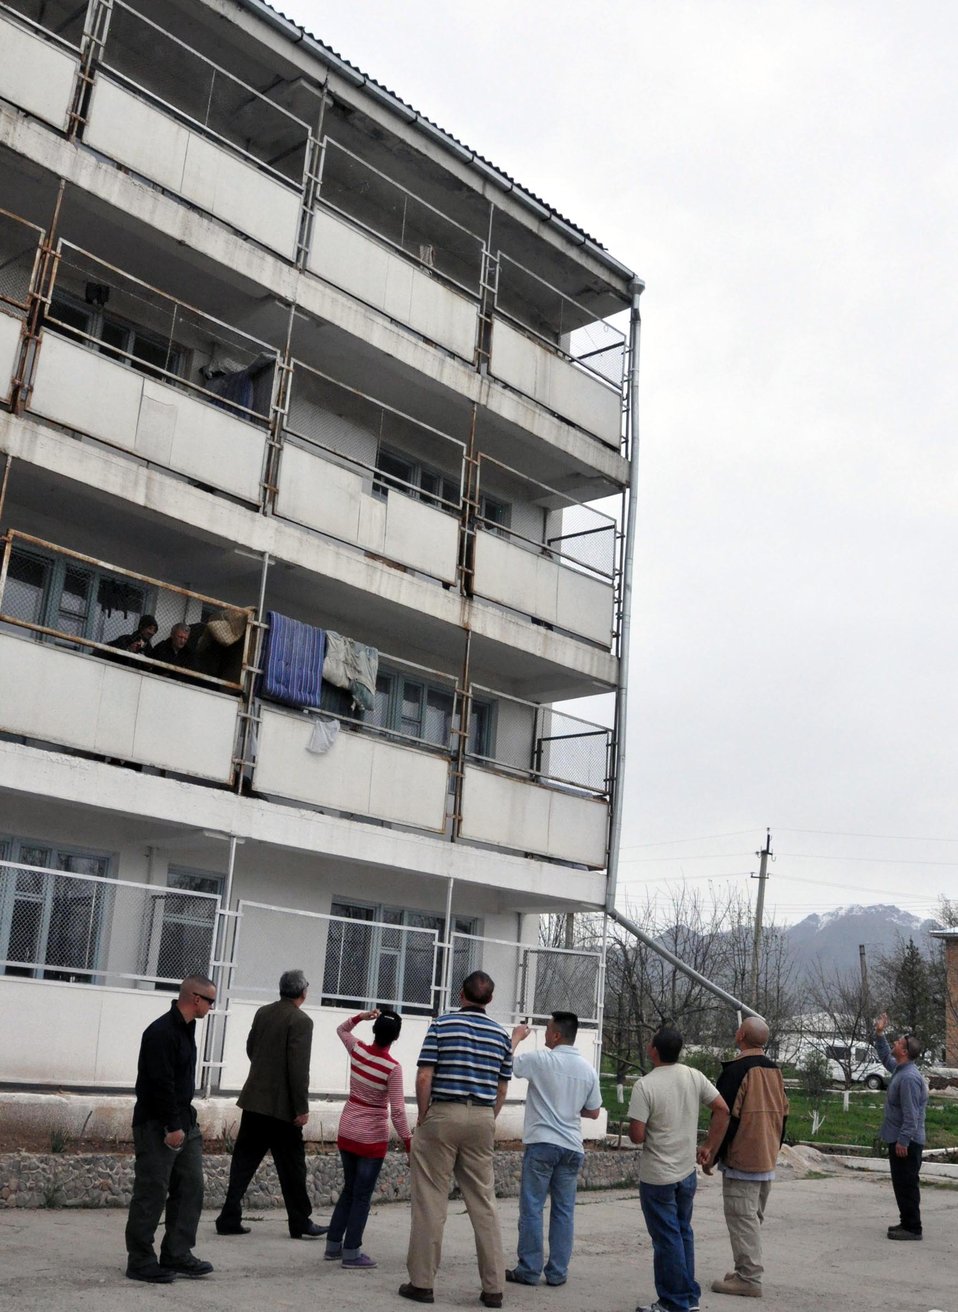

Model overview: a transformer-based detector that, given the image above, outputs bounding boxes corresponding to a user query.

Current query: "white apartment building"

[0,0,639,1127]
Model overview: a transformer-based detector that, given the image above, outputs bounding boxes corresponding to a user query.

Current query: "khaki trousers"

[722,1176,772,1286]
[407,1102,503,1294]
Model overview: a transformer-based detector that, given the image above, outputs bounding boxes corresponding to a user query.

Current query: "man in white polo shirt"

[507,1011,603,1287]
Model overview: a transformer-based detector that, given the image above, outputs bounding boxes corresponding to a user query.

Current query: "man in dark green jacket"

[216,969,326,1239]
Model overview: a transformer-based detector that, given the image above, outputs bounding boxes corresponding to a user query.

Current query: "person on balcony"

[124,974,216,1283]
[215,969,326,1240]
[507,1012,602,1288]
[325,1008,411,1268]
[108,613,157,656]
[152,623,196,675]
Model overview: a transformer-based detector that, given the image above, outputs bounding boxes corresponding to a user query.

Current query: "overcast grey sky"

[279,1,958,924]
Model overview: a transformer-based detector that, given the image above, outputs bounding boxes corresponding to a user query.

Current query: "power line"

[619,829,761,850]
[777,826,958,843]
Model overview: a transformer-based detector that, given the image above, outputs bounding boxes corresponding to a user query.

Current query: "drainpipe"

[605,278,644,918]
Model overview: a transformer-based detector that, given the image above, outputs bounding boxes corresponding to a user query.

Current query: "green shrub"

[684,1049,721,1082]
[799,1051,831,1103]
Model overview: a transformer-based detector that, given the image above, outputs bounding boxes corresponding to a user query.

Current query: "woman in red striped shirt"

[325,1008,411,1268]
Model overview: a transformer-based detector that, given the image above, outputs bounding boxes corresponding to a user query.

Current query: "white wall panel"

[0,311,23,404]
[28,334,267,502]
[85,78,300,259]
[473,531,613,645]
[254,706,449,831]
[490,319,621,447]
[0,633,237,781]
[276,444,458,582]
[308,209,479,360]
[0,15,78,131]
[0,979,211,1086]
[460,766,608,868]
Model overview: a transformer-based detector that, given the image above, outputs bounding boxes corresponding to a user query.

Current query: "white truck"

[824,1042,890,1090]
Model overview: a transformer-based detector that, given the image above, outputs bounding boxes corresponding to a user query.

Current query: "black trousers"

[218,1109,312,1234]
[125,1120,204,1269]
[888,1141,922,1232]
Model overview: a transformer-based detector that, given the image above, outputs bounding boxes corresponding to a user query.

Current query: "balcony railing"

[0,207,41,405]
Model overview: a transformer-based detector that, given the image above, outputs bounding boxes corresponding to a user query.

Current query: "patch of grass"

[49,1127,71,1154]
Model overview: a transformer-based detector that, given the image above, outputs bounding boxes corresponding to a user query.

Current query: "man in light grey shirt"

[507,1011,602,1287]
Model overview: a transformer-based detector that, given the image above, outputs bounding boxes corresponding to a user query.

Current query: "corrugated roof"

[235,0,635,280]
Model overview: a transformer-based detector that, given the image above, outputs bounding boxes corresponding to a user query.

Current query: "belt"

[432,1097,494,1107]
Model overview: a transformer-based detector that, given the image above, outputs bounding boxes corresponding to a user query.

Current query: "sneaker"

[635,1303,671,1312]
[325,1247,344,1261]
[398,1284,435,1304]
[710,1274,762,1297]
[343,1254,378,1269]
[159,1255,214,1278]
[126,1264,175,1284]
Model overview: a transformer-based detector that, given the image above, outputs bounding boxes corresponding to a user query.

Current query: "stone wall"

[0,1147,643,1210]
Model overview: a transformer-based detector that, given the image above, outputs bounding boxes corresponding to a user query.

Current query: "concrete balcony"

[275,441,460,584]
[27,332,269,504]
[459,765,608,869]
[0,11,79,134]
[307,207,480,362]
[0,632,238,783]
[472,530,614,647]
[489,317,622,448]
[252,705,450,832]
[82,75,303,260]
[0,309,20,405]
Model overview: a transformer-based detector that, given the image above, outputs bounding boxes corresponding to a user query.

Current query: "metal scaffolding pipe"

[608,906,756,1019]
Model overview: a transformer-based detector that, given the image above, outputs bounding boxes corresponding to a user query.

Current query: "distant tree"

[804,961,873,1088]
[799,1049,831,1103]
[874,936,942,1055]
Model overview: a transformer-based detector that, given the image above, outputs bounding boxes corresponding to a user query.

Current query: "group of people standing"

[122,969,929,1309]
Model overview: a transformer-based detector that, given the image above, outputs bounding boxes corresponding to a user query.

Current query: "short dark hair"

[373,1009,402,1046]
[138,614,158,632]
[550,1011,578,1043]
[462,971,494,1006]
[279,969,308,999]
[651,1026,683,1064]
[904,1034,922,1061]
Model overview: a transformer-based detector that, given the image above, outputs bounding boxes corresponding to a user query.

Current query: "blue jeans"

[327,1151,384,1257]
[639,1171,700,1312]
[514,1142,584,1286]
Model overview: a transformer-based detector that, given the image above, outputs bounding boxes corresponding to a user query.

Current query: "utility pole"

[859,943,869,1006]
[750,829,772,1009]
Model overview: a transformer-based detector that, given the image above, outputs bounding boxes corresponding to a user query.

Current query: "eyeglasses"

[193,992,216,1006]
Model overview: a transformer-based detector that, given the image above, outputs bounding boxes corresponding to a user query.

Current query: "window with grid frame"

[2,543,154,648]
[144,867,222,991]
[0,836,114,982]
[321,900,479,1015]
[371,668,493,757]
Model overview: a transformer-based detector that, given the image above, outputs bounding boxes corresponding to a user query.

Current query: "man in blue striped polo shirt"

[400,971,513,1309]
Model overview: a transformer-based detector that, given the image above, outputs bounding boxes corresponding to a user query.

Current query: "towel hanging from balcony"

[306,715,340,755]
[323,631,379,712]
[258,612,326,710]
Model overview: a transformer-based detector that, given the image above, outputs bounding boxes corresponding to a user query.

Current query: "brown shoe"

[399,1284,435,1304]
[711,1275,762,1297]
[480,1296,504,1309]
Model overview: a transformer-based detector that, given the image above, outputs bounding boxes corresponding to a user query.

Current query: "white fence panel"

[84,77,301,258]
[0,14,78,131]
[459,765,608,868]
[308,208,479,360]
[253,706,449,831]
[28,333,268,503]
[0,310,22,405]
[489,318,621,447]
[0,633,238,781]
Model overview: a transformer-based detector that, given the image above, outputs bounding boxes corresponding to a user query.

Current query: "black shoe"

[480,1295,504,1310]
[398,1284,435,1304]
[290,1220,329,1239]
[160,1255,214,1277]
[215,1220,250,1236]
[126,1264,175,1284]
[887,1227,922,1240]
